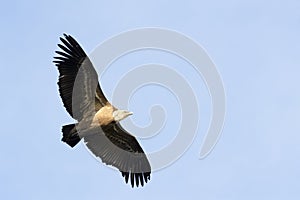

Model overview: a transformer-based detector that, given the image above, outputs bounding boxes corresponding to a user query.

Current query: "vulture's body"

[53,34,151,187]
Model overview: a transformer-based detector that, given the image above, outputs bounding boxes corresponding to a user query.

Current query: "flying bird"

[53,34,151,187]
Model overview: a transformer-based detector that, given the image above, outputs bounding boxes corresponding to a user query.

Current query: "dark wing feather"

[53,34,108,121]
[83,122,151,187]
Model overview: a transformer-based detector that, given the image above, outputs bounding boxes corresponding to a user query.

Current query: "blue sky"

[1,0,300,199]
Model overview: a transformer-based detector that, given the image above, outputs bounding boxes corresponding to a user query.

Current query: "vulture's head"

[113,110,133,121]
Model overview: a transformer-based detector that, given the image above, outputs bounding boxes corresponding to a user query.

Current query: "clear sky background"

[1,0,300,199]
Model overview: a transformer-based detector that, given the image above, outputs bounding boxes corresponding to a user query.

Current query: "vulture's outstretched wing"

[84,122,151,187]
[53,34,108,121]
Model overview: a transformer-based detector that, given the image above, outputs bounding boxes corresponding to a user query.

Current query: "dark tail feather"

[62,124,81,147]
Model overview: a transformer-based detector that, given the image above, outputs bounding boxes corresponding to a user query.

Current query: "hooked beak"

[127,111,133,116]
